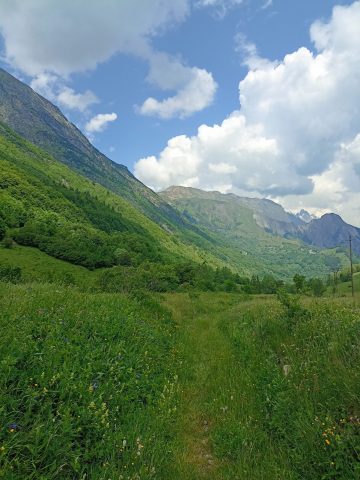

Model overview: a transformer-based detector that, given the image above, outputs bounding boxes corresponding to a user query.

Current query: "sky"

[0,0,359,226]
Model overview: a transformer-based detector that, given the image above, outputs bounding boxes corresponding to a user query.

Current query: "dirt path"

[164,294,239,480]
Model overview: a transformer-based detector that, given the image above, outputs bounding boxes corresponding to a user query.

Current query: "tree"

[308,277,326,297]
[293,274,306,293]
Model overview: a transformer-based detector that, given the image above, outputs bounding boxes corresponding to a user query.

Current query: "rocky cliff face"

[299,213,360,255]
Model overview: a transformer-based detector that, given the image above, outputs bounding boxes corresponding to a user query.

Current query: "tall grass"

[0,283,179,479]
[214,295,360,478]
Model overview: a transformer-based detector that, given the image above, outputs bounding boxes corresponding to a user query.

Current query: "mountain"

[0,68,188,230]
[296,209,316,223]
[160,186,348,278]
[0,67,354,279]
[162,186,302,236]
[299,213,360,255]
[0,122,187,268]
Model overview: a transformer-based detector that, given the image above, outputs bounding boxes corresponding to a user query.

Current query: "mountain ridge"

[161,185,360,256]
[0,68,192,231]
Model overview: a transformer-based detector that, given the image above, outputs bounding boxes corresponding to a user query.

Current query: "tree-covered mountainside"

[0,68,192,231]
[0,122,228,271]
[160,186,349,279]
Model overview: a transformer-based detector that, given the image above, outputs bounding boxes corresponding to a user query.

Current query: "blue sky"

[0,0,359,225]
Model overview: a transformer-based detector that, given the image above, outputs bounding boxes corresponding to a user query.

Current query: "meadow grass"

[0,282,179,479]
[1,283,359,479]
[163,293,360,479]
[0,245,99,288]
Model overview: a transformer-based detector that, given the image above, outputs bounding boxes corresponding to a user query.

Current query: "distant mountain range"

[0,67,358,278]
[161,186,360,256]
[296,209,316,223]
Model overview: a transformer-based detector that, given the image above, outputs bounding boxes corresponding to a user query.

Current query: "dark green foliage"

[2,236,13,249]
[0,217,6,240]
[0,264,22,283]
[241,274,284,294]
[13,221,117,268]
[98,262,245,294]
[0,125,172,269]
[114,247,133,266]
[308,277,326,297]
[277,289,309,321]
[293,273,306,293]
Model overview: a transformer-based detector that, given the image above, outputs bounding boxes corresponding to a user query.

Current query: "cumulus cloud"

[85,113,118,134]
[57,87,98,112]
[0,0,189,76]
[135,1,360,225]
[0,0,215,119]
[139,65,217,119]
[30,73,98,113]
[135,112,309,195]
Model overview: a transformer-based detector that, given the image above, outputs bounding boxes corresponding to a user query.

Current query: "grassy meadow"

[1,274,359,479]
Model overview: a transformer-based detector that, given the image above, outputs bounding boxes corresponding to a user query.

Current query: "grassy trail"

[164,294,244,479]
[164,293,360,480]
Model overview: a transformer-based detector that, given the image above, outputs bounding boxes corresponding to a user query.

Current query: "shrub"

[0,217,6,240]
[3,236,13,249]
[0,265,22,283]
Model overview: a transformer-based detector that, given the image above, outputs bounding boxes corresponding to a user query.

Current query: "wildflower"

[325,439,331,445]
[8,423,19,433]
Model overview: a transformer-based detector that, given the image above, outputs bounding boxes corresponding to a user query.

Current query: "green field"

[1,283,359,479]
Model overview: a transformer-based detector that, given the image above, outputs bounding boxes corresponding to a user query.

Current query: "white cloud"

[234,33,275,70]
[0,0,189,77]
[135,112,308,194]
[30,73,98,113]
[135,1,360,225]
[196,0,244,17]
[85,113,118,134]
[30,73,58,101]
[57,87,98,112]
[0,0,215,119]
[139,66,217,119]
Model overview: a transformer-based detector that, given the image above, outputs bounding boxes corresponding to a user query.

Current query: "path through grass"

[163,293,360,480]
[164,293,239,479]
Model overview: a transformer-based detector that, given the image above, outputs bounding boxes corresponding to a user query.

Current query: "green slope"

[160,186,348,279]
[0,123,225,270]
[0,67,203,233]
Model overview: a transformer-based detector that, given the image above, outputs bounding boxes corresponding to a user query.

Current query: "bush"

[3,236,13,249]
[277,288,309,322]
[0,265,22,283]
[0,217,6,241]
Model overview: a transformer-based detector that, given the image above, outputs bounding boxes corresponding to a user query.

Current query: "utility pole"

[349,234,355,298]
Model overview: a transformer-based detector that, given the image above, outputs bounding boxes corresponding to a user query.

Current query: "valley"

[0,53,360,480]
